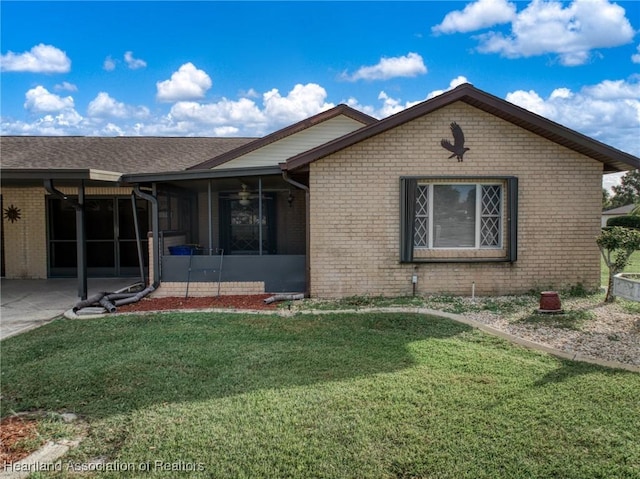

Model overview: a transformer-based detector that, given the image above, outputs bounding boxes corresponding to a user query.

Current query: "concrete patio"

[0,278,139,340]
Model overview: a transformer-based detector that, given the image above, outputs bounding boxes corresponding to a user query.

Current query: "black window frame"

[400,176,518,263]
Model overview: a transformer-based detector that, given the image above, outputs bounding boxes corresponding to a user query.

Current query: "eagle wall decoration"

[440,122,469,162]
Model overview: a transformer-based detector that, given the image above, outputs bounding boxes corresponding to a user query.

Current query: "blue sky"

[1,1,639,188]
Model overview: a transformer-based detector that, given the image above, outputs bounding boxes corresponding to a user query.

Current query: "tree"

[597,226,640,302]
[610,169,640,208]
[602,188,612,210]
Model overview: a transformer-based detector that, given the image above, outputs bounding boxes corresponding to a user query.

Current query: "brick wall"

[308,103,603,298]
[1,187,48,278]
[152,281,264,297]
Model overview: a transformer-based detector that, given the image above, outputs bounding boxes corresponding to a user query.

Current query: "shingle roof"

[283,83,640,174]
[0,136,256,174]
[602,204,636,215]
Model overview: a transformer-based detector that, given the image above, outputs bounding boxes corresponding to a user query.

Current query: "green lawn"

[2,312,639,479]
[601,250,640,287]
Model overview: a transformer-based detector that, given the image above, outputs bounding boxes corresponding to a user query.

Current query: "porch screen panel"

[48,198,77,270]
[219,194,277,255]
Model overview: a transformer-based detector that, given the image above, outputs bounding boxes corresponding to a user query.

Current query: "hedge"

[607,215,640,229]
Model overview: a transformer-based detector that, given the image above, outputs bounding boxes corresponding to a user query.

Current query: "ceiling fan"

[222,184,272,206]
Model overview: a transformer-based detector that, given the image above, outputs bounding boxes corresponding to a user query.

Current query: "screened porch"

[127,168,308,295]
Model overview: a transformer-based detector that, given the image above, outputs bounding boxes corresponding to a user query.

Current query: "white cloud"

[1,44,71,73]
[169,98,265,126]
[156,63,212,102]
[3,76,637,168]
[603,172,626,192]
[263,83,334,124]
[213,126,240,136]
[124,51,147,70]
[432,0,516,34]
[4,82,334,137]
[345,91,408,118]
[344,77,470,119]
[24,86,75,113]
[426,76,470,99]
[474,0,635,66]
[506,77,640,156]
[341,53,427,81]
[377,91,423,117]
[162,83,334,135]
[581,79,640,100]
[103,56,116,71]
[631,44,640,64]
[87,92,150,119]
[102,123,126,136]
[54,81,78,92]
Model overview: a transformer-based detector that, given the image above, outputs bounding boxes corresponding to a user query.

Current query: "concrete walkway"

[1,278,139,340]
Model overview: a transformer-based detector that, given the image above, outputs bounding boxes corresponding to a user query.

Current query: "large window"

[415,183,502,249]
[401,177,517,263]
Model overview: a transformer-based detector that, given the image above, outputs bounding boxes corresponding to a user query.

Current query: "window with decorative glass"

[400,177,517,263]
[414,183,503,249]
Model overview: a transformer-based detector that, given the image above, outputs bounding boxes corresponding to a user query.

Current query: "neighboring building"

[2,84,639,298]
[602,204,636,227]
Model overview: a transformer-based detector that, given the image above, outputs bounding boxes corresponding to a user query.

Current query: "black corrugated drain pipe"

[72,283,157,314]
[72,184,161,314]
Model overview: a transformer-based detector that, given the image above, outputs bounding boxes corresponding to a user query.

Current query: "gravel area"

[452,296,640,367]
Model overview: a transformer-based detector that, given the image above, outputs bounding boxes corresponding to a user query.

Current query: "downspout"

[282,171,310,297]
[208,180,213,255]
[130,192,146,286]
[44,179,87,300]
[258,177,263,255]
[133,185,160,287]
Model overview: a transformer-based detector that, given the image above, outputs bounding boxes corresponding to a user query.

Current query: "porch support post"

[133,185,159,286]
[76,181,87,300]
[208,180,213,255]
[130,191,146,285]
[44,179,87,300]
[258,177,263,256]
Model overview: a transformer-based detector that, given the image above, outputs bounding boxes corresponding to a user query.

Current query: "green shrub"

[606,215,640,229]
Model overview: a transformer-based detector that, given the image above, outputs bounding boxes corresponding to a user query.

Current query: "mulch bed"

[1,415,43,466]
[116,294,278,313]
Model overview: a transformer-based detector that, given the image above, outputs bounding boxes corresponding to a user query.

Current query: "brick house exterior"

[2,84,638,298]
[306,103,603,297]
[282,84,639,297]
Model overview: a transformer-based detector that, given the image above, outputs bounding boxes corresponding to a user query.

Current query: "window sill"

[401,257,514,264]
[413,248,507,261]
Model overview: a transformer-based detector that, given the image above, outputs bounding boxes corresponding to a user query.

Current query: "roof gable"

[188,104,377,170]
[283,83,639,173]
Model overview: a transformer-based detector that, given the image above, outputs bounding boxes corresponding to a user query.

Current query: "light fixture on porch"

[238,184,251,206]
[287,190,294,207]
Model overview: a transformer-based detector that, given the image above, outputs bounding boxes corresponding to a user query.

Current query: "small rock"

[60,413,78,423]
